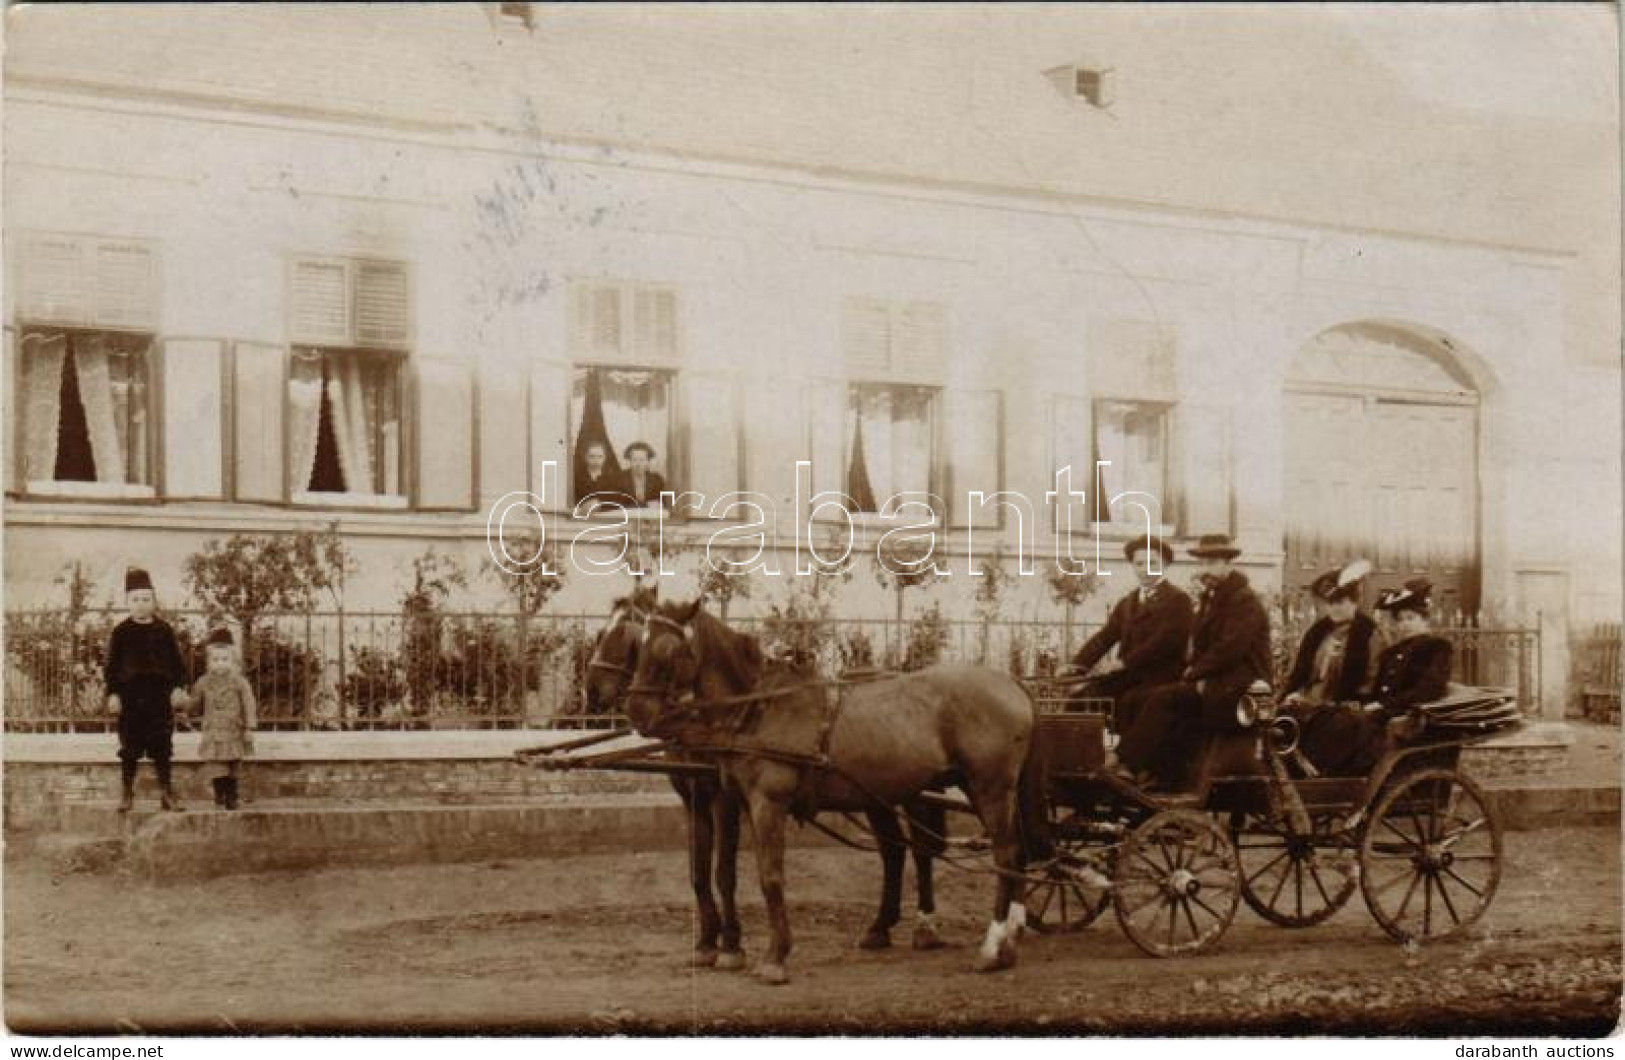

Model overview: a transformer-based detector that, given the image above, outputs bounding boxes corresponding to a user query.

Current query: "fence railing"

[3,605,1539,733]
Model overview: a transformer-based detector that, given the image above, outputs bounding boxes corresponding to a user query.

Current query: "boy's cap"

[125,567,154,593]
[205,627,234,648]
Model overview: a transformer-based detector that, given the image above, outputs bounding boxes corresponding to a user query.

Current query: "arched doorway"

[1283,323,1480,615]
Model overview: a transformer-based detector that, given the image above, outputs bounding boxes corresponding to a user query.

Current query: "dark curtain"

[573,368,622,502]
[847,410,877,513]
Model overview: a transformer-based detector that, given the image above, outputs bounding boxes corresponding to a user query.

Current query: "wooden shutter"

[684,372,739,501]
[161,339,225,498]
[414,358,475,510]
[92,241,159,330]
[354,261,411,348]
[16,234,89,325]
[631,287,678,364]
[947,389,1003,530]
[232,342,286,503]
[806,379,848,511]
[894,302,948,380]
[529,360,572,508]
[1174,403,1232,536]
[843,299,892,376]
[3,329,16,494]
[741,375,794,510]
[1050,394,1093,535]
[290,259,351,345]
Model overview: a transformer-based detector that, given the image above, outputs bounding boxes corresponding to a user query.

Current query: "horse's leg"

[677,777,722,967]
[713,785,745,971]
[858,807,906,950]
[967,778,1024,973]
[745,790,792,985]
[904,798,947,950]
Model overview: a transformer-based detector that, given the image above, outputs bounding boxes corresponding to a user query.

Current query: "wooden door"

[1285,392,1478,615]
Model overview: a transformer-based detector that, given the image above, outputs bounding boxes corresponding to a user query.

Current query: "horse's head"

[625,598,763,736]
[585,585,658,718]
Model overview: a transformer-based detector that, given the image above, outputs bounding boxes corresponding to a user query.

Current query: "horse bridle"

[626,612,698,703]
[586,603,648,684]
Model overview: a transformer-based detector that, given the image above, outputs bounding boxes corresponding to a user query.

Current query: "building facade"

[4,5,1619,714]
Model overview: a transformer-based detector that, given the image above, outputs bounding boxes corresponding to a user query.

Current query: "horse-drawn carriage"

[1019,675,1514,957]
[518,595,1518,980]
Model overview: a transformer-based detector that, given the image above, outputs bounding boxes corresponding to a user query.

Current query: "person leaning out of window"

[617,441,672,510]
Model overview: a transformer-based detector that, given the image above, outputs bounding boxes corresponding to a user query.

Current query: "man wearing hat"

[1067,535,1193,734]
[1112,533,1271,788]
[1305,578,1453,775]
[104,567,190,811]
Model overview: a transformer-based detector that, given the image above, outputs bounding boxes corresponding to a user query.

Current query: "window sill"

[24,481,157,501]
[291,491,409,510]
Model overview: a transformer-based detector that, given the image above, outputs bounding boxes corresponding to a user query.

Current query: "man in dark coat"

[1303,579,1452,775]
[1068,535,1193,735]
[1112,533,1272,788]
[105,567,191,812]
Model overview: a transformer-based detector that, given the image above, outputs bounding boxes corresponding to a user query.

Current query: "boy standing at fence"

[191,627,257,810]
[105,567,190,812]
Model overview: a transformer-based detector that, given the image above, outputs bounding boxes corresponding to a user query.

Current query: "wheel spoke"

[1433,871,1462,926]
[1380,815,1423,851]
[1266,853,1292,907]
[1245,849,1290,888]
[1188,891,1225,922]
[1293,859,1305,918]
[1393,866,1424,923]
[1181,896,1204,940]
[1422,866,1435,935]
[1306,859,1336,908]
[1441,865,1487,898]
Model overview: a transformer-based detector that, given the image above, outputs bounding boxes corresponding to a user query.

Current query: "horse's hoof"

[857,928,891,950]
[972,941,1018,974]
[692,947,719,968]
[755,962,790,986]
[715,950,746,972]
[912,922,946,951]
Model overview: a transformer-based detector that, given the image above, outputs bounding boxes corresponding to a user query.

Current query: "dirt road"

[5,826,1619,1034]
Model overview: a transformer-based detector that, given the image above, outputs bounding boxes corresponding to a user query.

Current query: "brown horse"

[585,589,948,967]
[625,599,1049,984]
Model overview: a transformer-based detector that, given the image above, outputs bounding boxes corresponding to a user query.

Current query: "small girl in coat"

[191,628,257,810]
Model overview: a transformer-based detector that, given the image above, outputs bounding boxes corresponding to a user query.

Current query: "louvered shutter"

[806,380,848,516]
[740,375,794,511]
[17,234,89,325]
[1174,403,1232,536]
[161,339,225,498]
[529,360,572,508]
[354,261,411,348]
[947,389,1003,530]
[290,260,351,345]
[232,342,286,503]
[843,300,892,376]
[92,242,159,330]
[894,302,948,381]
[632,287,678,364]
[568,282,626,361]
[684,372,739,502]
[1051,395,1093,536]
[414,358,475,510]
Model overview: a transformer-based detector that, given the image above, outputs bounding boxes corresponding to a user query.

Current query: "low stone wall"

[3,732,668,831]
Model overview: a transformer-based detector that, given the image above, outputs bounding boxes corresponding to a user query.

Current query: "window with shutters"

[12,231,160,333]
[16,327,156,497]
[568,366,676,512]
[1092,399,1170,525]
[845,383,940,514]
[285,257,410,504]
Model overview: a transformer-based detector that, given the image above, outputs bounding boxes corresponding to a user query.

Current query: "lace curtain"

[290,348,400,495]
[21,330,149,485]
[846,385,932,510]
[569,368,671,475]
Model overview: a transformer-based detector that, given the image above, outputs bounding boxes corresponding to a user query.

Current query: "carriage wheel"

[1025,848,1111,933]
[1113,809,1240,957]
[1233,812,1358,928]
[1359,768,1502,946]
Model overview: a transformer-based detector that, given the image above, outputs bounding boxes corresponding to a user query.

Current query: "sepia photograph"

[1,0,1620,1040]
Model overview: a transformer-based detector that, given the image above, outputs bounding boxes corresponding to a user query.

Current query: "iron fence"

[3,604,1538,733]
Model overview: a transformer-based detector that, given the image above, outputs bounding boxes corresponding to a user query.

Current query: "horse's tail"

[1015,727,1054,866]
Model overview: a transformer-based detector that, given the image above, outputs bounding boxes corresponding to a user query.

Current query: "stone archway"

[1283,323,1481,615]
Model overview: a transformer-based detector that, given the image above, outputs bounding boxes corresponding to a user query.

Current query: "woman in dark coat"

[619,441,671,510]
[1300,578,1452,776]
[1289,561,1382,769]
